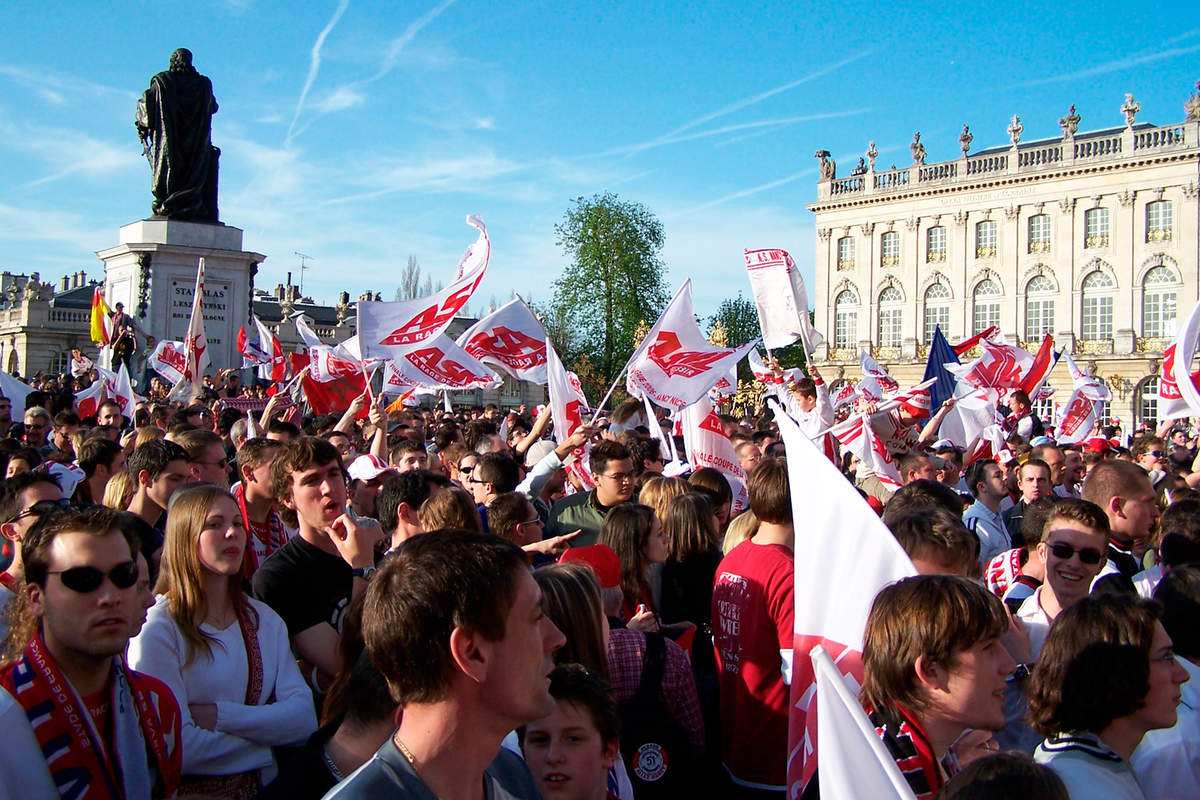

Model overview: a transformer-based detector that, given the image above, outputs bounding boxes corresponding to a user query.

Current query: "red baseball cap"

[558,544,621,589]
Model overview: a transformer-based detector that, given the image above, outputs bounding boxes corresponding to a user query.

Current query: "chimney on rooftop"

[60,276,70,292]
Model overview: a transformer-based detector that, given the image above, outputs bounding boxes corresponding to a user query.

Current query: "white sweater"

[129,595,317,781]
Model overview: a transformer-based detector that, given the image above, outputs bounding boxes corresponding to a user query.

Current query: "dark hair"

[1028,593,1161,736]
[390,438,427,464]
[747,457,789,524]
[597,503,657,610]
[886,508,979,572]
[363,530,528,703]
[75,438,123,478]
[1040,497,1110,541]
[664,492,719,560]
[1010,390,1031,407]
[235,437,282,476]
[173,428,223,462]
[534,564,608,679]
[488,492,535,545]
[377,470,450,533]
[688,467,733,509]
[626,437,662,476]
[882,479,964,526]
[1019,458,1051,482]
[897,452,931,481]
[52,411,80,430]
[1019,497,1058,549]
[216,407,245,436]
[589,440,631,476]
[964,459,998,499]
[1157,498,1200,567]
[0,471,61,524]
[1154,565,1200,661]
[267,419,301,438]
[476,452,519,494]
[861,575,1007,717]
[126,438,189,485]
[518,663,620,747]
[22,507,136,588]
[936,752,1068,800]
[269,437,344,528]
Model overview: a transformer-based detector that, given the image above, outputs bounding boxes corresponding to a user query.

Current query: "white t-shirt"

[1016,586,1052,660]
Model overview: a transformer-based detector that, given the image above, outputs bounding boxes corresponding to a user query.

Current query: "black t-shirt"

[252,535,352,638]
[258,723,338,800]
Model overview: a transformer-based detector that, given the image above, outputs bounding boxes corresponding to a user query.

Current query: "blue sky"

[1,1,1197,321]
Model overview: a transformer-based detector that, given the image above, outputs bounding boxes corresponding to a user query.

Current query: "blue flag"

[923,325,959,410]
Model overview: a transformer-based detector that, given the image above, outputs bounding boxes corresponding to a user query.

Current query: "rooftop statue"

[135,48,220,221]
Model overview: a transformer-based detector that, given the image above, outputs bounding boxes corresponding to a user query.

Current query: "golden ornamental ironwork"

[837,258,855,271]
[871,346,901,360]
[1085,235,1110,249]
[708,320,729,348]
[827,347,857,362]
[1028,240,1051,253]
[1135,337,1170,354]
[881,255,900,267]
[632,319,650,349]
[1077,338,1114,355]
[1147,227,1172,243]
[927,251,946,263]
[976,246,997,259]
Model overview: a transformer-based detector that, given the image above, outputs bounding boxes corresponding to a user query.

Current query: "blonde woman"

[418,486,481,532]
[129,485,316,797]
[102,468,136,510]
[638,475,689,526]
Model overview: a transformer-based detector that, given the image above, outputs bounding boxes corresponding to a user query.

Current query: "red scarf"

[235,483,287,580]
[0,571,17,591]
[0,634,181,799]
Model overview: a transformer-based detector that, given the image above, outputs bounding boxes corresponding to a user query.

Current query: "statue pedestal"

[97,219,265,373]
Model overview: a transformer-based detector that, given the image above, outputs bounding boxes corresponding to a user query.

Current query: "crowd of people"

[0,362,1195,800]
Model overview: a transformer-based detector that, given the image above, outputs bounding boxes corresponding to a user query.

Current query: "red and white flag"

[744,248,825,354]
[455,297,549,383]
[547,342,588,446]
[858,352,899,400]
[680,394,749,514]
[358,215,490,359]
[295,315,324,350]
[626,280,756,411]
[950,325,1000,356]
[833,412,902,490]
[239,316,287,383]
[382,334,499,392]
[748,349,802,386]
[74,378,108,419]
[1160,302,1200,419]
[773,403,916,795]
[95,363,144,417]
[149,340,187,385]
[167,258,210,404]
[945,335,1055,401]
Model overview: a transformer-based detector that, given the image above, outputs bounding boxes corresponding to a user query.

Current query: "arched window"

[1025,275,1055,341]
[926,226,947,262]
[975,220,997,258]
[837,237,855,270]
[972,279,1001,334]
[923,282,951,343]
[1138,377,1159,428]
[1142,266,1178,338]
[1028,214,1051,253]
[880,231,900,267]
[1080,271,1114,340]
[1085,208,1110,248]
[1146,200,1173,242]
[877,286,903,347]
[834,289,859,348]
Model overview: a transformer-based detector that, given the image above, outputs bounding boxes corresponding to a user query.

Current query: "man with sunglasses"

[22,406,53,455]
[1016,498,1111,658]
[0,472,66,639]
[548,441,635,548]
[0,506,182,798]
[1132,435,1168,487]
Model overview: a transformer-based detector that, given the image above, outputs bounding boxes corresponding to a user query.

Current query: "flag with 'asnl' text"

[149,340,187,384]
[455,296,548,383]
[680,394,749,514]
[358,215,490,361]
[383,334,499,392]
[744,248,825,354]
[772,401,916,795]
[626,280,756,411]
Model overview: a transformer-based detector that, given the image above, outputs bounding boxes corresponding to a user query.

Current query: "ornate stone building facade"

[809,87,1200,428]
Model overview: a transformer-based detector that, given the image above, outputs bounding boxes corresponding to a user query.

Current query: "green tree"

[550,193,670,390]
[707,292,760,381]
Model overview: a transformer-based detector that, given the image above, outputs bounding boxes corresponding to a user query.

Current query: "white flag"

[547,342,588,446]
[833,412,902,490]
[167,258,210,404]
[295,315,325,350]
[812,646,919,800]
[679,395,749,514]
[626,280,756,411]
[110,363,145,416]
[455,296,549,383]
[774,402,916,794]
[358,215,489,360]
[744,248,825,353]
[148,340,187,384]
[0,368,35,409]
[382,334,499,392]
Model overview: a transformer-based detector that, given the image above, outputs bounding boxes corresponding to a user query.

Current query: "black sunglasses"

[8,498,70,524]
[1047,542,1104,565]
[48,561,139,593]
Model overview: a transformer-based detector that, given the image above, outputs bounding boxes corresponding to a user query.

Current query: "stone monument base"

[96,219,265,374]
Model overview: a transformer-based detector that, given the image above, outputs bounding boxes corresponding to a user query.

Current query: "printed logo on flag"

[378,282,481,347]
[647,331,730,378]
[405,345,488,386]
[464,325,547,369]
[633,743,668,782]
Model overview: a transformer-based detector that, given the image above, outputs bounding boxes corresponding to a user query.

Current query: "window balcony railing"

[1085,235,1110,249]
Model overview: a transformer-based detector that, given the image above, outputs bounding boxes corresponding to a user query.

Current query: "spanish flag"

[90,286,112,345]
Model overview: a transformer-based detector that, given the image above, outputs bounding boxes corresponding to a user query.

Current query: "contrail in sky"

[287,0,351,147]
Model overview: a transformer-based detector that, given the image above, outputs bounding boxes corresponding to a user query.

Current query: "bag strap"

[633,632,667,704]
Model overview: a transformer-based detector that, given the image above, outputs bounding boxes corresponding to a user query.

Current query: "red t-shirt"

[711,539,794,789]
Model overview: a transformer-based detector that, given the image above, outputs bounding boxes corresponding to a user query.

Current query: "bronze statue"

[135,48,220,221]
